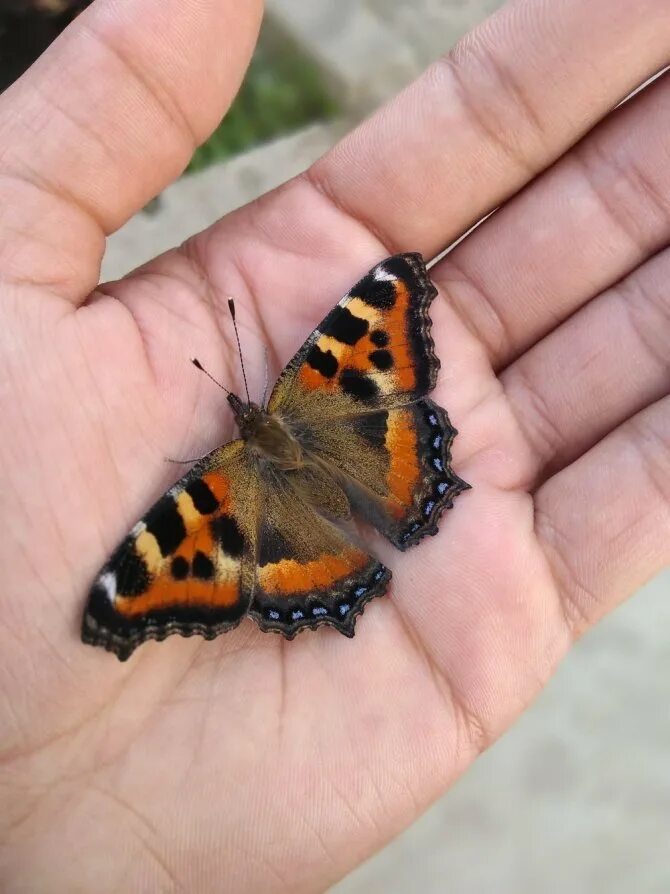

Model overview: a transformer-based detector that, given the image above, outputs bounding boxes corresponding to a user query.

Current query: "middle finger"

[431,71,670,371]
[501,244,670,489]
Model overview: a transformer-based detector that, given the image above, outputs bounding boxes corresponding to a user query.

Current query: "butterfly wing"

[249,464,390,638]
[268,253,440,413]
[82,441,258,661]
[303,397,467,550]
[267,253,469,549]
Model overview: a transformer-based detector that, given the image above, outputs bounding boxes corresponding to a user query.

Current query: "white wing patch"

[99,571,117,604]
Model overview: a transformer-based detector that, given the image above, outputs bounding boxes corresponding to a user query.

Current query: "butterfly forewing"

[82,441,258,660]
[268,253,439,417]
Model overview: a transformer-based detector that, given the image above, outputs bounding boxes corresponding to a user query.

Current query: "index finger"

[308,0,670,258]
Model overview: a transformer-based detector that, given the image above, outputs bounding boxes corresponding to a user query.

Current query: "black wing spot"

[171,556,189,580]
[369,348,393,371]
[306,345,338,378]
[186,479,219,515]
[259,526,294,566]
[192,551,215,580]
[380,255,415,280]
[352,411,388,450]
[210,515,245,557]
[370,329,389,347]
[321,306,369,345]
[352,273,396,309]
[109,540,151,596]
[340,367,379,401]
[145,497,187,557]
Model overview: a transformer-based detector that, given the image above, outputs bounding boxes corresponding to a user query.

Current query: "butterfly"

[82,253,470,660]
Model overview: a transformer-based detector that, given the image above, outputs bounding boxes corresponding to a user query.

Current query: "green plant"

[186,40,338,174]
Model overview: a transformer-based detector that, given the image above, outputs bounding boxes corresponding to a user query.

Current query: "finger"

[501,245,670,488]
[0,0,262,300]
[308,0,670,257]
[535,396,670,636]
[433,71,670,368]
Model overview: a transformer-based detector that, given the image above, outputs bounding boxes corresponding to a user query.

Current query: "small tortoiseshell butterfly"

[82,253,469,660]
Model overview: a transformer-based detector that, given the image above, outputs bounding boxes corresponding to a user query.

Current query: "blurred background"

[1,1,668,891]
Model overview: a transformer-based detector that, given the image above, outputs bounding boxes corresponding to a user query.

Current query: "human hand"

[1,0,668,891]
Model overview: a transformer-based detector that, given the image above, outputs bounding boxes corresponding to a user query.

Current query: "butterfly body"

[229,397,306,470]
[82,253,470,660]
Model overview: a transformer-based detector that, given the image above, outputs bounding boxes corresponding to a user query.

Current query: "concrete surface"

[266,0,417,113]
[367,0,504,67]
[101,1,670,891]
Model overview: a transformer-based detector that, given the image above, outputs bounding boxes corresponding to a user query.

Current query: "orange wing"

[333,399,469,549]
[82,441,258,661]
[268,253,439,417]
[248,468,390,638]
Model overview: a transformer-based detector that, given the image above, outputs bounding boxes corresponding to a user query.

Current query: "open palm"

[1,1,668,891]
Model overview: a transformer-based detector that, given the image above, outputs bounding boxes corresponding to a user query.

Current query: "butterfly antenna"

[227,298,251,404]
[191,358,232,395]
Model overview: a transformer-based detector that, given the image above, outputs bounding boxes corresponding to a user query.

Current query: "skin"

[0,0,668,890]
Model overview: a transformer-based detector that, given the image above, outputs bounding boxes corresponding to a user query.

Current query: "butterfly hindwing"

[249,465,390,638]
[340,398,469,549]
[82,441,258,661]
